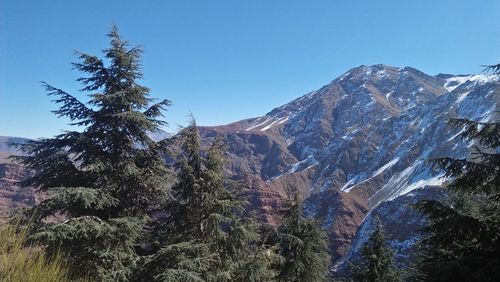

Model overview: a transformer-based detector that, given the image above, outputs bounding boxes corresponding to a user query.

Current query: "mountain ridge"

[196,63,498,264]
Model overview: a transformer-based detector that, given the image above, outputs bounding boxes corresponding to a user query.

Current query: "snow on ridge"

[444,74,497,92]
[369,159,446,203]
[444,76,469,92]
[277,115,289,124]
[369,161,421,202]
[261,115,290,131]
[389,174,445,200]
[372,158,399,178]
[245,115,290,131]
[340,158,399,194]
[341,178,357,192]
[260,117,283,131]
[455,91,471,104]
[269,155,318,182]
[376,69,388,79]
[480,106,496,123]
[341,173,369,193]
[287,155,318,173]
[364,67,373,77]
[245,117,272,131]
[446,128,465,142]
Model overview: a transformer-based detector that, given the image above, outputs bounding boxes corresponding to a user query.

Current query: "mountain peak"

[240,65,449,134]
[338,64,398,80]
[338,64,438,82]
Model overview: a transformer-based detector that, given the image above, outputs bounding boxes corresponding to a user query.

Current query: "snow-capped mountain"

[241,64,495,203]
[198,64,498,264]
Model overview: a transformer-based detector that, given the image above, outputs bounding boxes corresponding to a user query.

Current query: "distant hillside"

[0,136,31,163]
[0,136,36,222]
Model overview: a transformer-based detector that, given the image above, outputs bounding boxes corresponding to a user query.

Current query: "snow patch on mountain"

[455,91,471,104]
[260,115,289,131]
[246,114,291,131]
[372,158,399,178]
[341,173,368,192]
[444,74,497,92]
[390,174,445,200]
[288,155,318,173]
[369,161,420,201]
[270,154,318,181]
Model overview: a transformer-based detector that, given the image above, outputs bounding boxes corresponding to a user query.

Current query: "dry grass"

[0,224,72,282]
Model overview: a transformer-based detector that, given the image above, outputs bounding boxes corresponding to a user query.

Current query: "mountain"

[0,136,37,222]
[197,64,498,265]
[0,136,31,162]
[0,64,497,269]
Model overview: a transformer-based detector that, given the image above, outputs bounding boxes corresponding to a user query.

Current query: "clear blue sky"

[1,0,499,138]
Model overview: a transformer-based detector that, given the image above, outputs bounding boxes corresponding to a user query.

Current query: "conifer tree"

[415,66,500,281]
[226,214,278,282]
[275,191,330,282]
[349,223,400,282]
[140,121,274,281]
[14,26,171,281]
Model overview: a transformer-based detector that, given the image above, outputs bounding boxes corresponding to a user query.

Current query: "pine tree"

[349,222,399,282]
[415,66,500,281]
[483,63,500,74]
[139,121,274,281]
[226,213,279,282]
[14,26,171,281]
[275,191,330,282]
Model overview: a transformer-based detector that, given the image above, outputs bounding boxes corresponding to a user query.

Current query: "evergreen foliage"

[139,121,275,281]
[275,191,330,282]
[13,26,171,281]
[415,66,500,281]
[483,63,500,74]
[349,223,399,282]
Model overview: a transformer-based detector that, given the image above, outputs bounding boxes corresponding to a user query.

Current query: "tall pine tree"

[275,191,330,282]
[415,65,500,281]
[139,121,274,281]
[14,26,171,281]
[349,222,400,282]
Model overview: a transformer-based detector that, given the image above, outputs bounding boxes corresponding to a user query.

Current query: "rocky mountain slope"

[1,64,497,269]
[335,187,448,275]
[198,64,498,264]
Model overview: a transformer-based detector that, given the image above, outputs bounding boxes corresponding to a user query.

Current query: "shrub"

[0,224,70,282]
